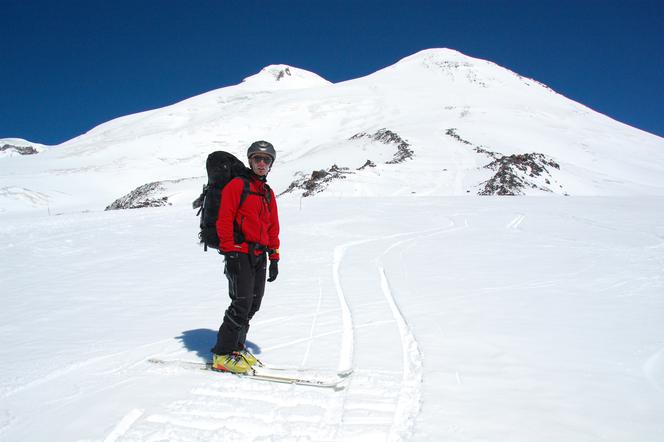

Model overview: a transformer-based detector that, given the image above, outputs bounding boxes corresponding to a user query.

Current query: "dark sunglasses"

[251,155,273,165]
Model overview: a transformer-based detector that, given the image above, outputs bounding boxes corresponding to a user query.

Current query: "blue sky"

[2,0,663,145]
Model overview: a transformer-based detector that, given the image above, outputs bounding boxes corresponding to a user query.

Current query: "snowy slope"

[2,48,664,215]
[1,197,663,441]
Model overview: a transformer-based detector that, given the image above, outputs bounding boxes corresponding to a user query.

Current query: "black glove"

[267,260,279,282]
[225,252,241,276]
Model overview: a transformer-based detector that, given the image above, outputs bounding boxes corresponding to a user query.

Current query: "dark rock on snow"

[445,127,564,195]
[1,144,40,155]
[280,164,353,197]
[350,128,414,164]
[106,181,173,210]
[479,153,561,195]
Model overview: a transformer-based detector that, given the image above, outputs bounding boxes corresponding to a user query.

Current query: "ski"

[147,358,349,389]
[254,359,354,378]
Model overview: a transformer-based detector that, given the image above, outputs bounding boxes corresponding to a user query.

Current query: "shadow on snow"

[176,328,262,360]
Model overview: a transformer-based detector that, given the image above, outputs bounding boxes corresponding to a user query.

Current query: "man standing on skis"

[211,141,280,373]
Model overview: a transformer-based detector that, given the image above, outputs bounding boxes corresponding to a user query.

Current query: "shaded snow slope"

[2,48,664,215]
[1,197,663,441]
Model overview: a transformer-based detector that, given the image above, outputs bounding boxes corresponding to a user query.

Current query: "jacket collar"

[250,171,268,183]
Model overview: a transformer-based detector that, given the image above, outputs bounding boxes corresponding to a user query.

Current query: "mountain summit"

[241,64,332,90]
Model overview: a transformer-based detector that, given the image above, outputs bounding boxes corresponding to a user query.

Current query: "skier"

[211,141,280,373]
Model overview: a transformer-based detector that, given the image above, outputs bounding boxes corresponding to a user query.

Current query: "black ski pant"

[211,252,267,355]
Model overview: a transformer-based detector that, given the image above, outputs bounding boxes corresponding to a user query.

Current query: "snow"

[2,47,664,440]
[2,197,664,441]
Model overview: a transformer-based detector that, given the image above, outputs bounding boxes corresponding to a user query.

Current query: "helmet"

[247,140,276,162]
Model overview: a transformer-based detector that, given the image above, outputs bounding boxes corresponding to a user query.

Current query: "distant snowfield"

[2,196,663,441]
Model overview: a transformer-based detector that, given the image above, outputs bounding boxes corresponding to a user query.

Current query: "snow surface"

[2,48,664,441]
[1,197,664,441]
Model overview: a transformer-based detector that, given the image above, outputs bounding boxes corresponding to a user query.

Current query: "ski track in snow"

[300,279,325,368]
[506,213,526,230]
[332,218,468,441]
[332,239,361,373]
[103,409,144,442]
[643,345,664,392]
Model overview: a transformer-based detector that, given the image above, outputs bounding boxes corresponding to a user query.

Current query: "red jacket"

[217,175,280,261]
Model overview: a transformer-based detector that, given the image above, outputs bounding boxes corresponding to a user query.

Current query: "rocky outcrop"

[350,128,414,164]
[479,153,561,195]
[105,181,172,210]
[357,160,376,170]
[445,128,498,158]
[445,128,565,195]
[282,128,412,198]
[1,144,40,156]
[275,67,291,81]
[279,165,354,197]
[106,177,201,210]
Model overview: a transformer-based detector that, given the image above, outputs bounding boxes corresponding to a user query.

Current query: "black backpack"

[193,151,251,251]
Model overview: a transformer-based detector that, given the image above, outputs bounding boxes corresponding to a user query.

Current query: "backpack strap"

[239,177,251,207]
[264,183,273,207]
[246,182,272,210]
[232,178,252,244]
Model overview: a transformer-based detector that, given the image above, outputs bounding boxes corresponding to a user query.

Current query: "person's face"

[249,154,272,176]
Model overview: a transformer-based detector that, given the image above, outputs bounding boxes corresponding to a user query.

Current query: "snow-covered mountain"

[2,48,664,214]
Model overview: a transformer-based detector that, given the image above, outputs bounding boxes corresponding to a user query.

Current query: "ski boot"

[240,348,261,367]
[212,352,253,374]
